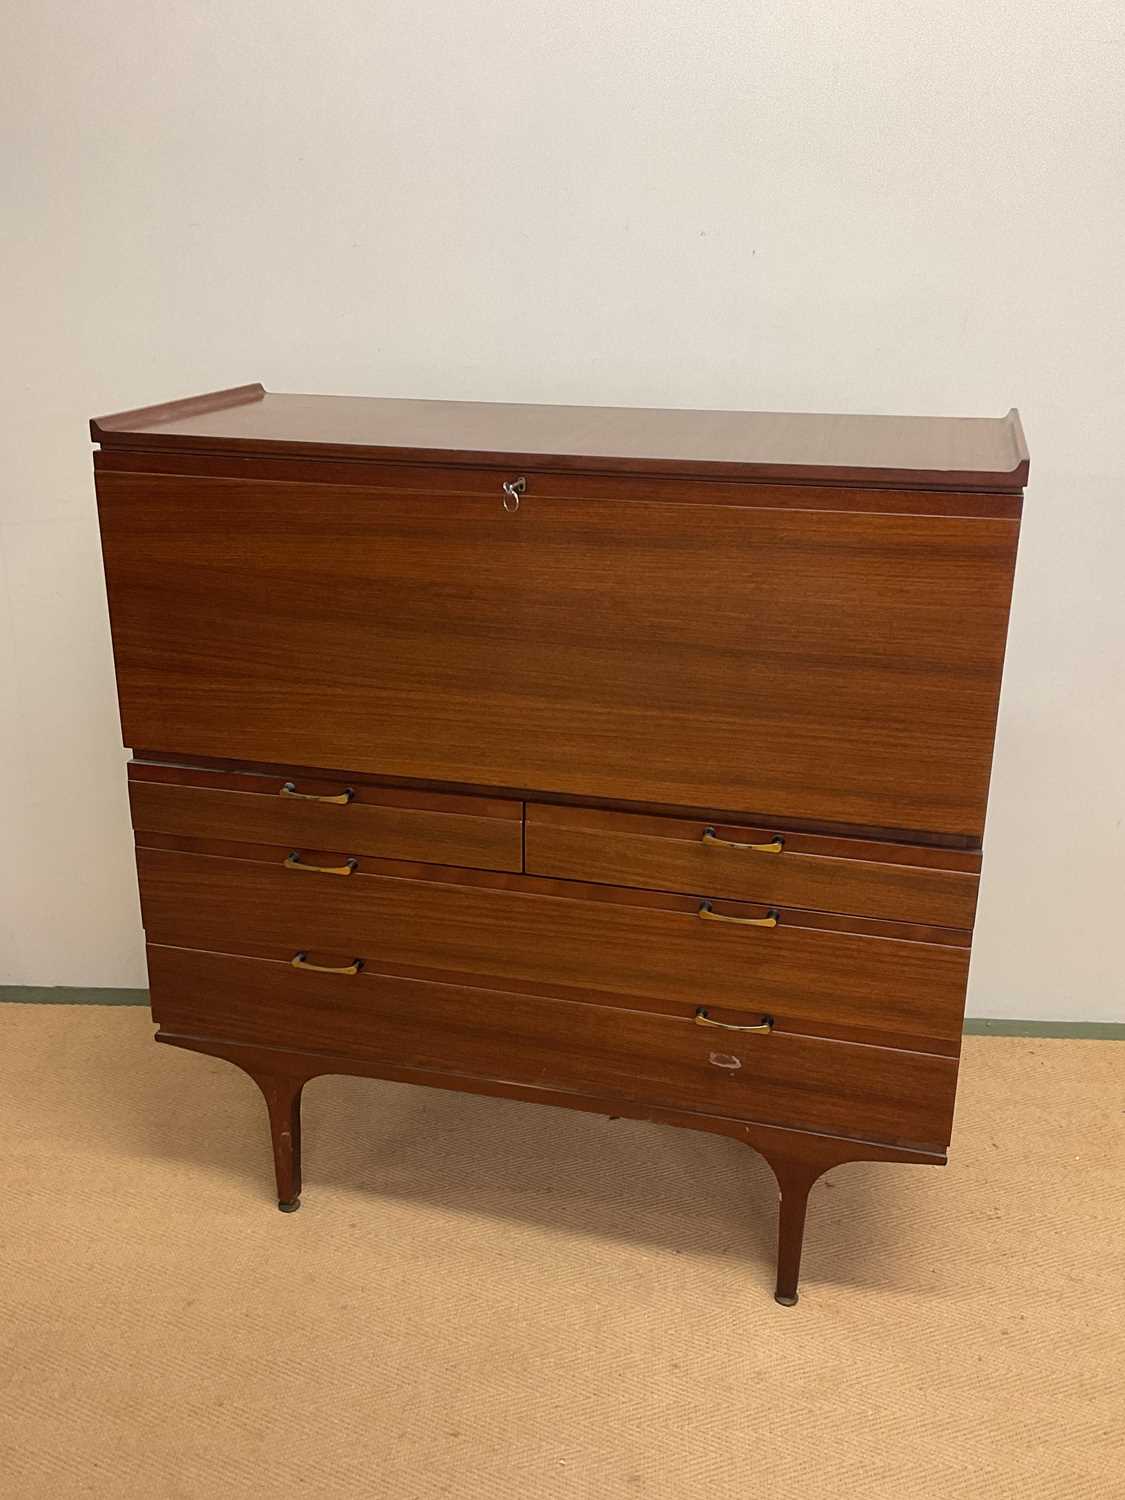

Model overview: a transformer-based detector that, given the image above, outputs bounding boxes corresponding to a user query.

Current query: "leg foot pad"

[277,1197,301,1213]
[774,1292,799,1307]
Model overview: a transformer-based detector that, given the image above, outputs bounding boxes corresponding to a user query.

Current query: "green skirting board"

[0,987,1121,1037]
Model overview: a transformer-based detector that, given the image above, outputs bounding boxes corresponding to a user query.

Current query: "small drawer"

[147,945,958,1152]
[128,762,523,873]
[134,843,971,1052]
[526,804,980,928]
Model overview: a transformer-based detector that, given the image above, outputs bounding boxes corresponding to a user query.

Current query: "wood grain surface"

[93,446,1024,518]
[91,386,1029,490]
[98,472,1019,837]
[129,767,522,872]
[526,804,979,928]
[89,385,1026,1303]
[134,847,971,1049]
[146,945,958,1151]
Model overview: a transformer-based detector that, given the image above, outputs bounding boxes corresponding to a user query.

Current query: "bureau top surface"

[91,384,1029,491]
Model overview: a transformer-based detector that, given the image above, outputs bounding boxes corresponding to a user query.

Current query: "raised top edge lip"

[91,382,266,440]
[90,384,1029,491]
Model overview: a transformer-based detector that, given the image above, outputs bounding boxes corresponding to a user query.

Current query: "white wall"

[2,2,1122,1017]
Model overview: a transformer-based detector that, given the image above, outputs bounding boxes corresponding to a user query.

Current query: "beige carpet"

[0,1006,1121,1499]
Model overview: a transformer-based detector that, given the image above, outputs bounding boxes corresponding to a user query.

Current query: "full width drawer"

[128,763,522,872]
[147,945,958,1152]
[135,845,971,1050]
[526,804,980,928]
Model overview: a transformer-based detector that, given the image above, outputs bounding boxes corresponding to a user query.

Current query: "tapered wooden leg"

[772,1162,822,1305]
[751,1150,827,1307]
[253,1072,305,1211]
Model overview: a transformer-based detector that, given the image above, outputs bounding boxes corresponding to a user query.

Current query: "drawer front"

[128,764,522,872]
[135,847,971,1049]
[98,471,1018,838]
[147,946,958,1152]
[526,805,979,928]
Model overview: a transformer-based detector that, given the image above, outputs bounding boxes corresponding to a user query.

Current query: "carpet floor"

[0,1005,1121,1499]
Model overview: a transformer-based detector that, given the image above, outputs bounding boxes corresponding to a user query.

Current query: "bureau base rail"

[155,1028,945,1307]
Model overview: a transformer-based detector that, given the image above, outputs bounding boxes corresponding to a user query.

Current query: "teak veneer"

[92,385,1026,1305]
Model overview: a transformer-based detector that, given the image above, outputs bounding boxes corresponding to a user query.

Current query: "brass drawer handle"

[284,851,358,876]
[698,899,778,928]
[280,781,354,805]
[695,1006,773,1033]
[701,826,783,854]
[291,952,364,976]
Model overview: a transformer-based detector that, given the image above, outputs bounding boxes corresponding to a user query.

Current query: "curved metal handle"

[284,852,358,876]
[280,781,354,805]
[697,899,778,928]
[695,1007,773,1033]
[291,952,364,976]
[502,476,526,513]
[701,826,783,854]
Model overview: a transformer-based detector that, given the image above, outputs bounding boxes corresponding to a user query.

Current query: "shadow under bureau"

[91,385,1026,1305]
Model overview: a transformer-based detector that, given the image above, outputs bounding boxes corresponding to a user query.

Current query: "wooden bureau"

[91,385,1026,1305]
